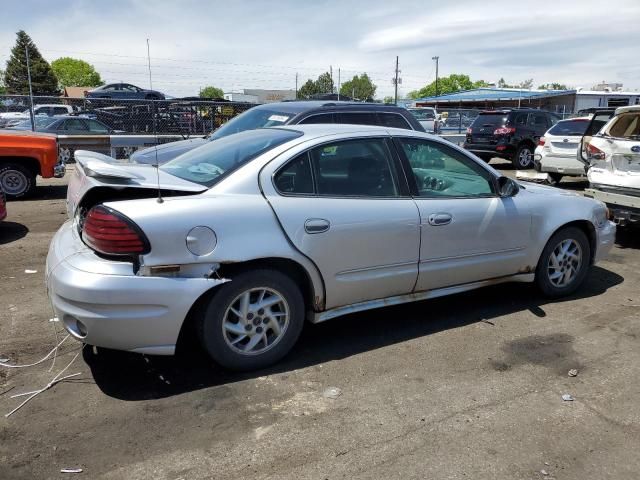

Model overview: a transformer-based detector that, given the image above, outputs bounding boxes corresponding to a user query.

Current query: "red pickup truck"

[0,130,65,198]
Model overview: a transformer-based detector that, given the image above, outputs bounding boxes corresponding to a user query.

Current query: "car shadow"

[0,221,29,244]
[10,185,68,202]
[85,265,623,401]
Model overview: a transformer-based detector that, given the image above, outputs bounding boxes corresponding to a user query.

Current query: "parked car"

[579,106,640,225]
[533,117,591,183]
[0,104,77,128]
[130,101,425,164]
[464,109,560,168]
[48,124,615,371]
[0,186,6,221]
[0,130,64,198]
[86,83,166,101]
[407,107,439,133]
[8,116,124,163]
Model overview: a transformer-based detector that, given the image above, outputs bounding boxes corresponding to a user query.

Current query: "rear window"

[606,112,640,139]
[472,113,508,128]
[548,119,589,136]
[408,109,435,120]
[161,129,302,187]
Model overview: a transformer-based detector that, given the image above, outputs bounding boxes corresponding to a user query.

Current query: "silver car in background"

[47,124,615,371]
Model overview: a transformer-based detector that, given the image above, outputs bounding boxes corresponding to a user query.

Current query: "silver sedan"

[47,124,616,370]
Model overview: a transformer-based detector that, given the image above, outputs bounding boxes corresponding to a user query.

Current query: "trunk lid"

[67,150,207,219]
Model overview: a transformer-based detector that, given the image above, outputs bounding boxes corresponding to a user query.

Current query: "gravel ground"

[1,165,639,480]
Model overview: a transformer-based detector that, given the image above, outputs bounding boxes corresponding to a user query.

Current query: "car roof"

[251,101,408,114]
[615,105,640,115]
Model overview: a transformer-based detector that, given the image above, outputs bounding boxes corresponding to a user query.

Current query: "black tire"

[0,164,36,199]
[513,144,534,169]
[197,269,305,371]
[58,146,74,164]
[535,227,591,298]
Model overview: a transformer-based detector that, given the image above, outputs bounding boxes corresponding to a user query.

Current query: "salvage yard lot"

[1,165,639,480]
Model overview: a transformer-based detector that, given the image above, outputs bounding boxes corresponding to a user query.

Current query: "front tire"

[197,269,305,371]
[535,227,590,298]
[513,144,534,169]
[0,164,36,199]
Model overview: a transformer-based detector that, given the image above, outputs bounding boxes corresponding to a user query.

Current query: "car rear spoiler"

[74,150,142,180]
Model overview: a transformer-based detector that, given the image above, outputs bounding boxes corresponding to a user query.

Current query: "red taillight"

[466,127,472,134]
[494,126,516,135]
[538,137,546,146]
[82,205,149,256]
[586,143,606,160]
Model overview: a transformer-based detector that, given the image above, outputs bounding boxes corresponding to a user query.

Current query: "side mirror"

[497,176,519,197]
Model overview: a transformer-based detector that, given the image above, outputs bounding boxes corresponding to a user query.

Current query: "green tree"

[538,82,568,90]
[297,72,335,99]
[340,73,377,101]
[408,74,487,99]
[0,69,5,94]
[199,85,224,99]
[4,30,59,95]
[316,72,334,94]
[518,78,534,89]
[497,77,512,88]
[50,57,103,88]
[383,96,394,104]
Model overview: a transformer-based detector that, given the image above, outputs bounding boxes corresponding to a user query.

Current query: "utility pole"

[146,38,153,90]
[394,56,400,105]
[432,56,439,97]
[25,46,35,132]
[338,68,341,101]
[329,65,333,93]
[295,72,298,99]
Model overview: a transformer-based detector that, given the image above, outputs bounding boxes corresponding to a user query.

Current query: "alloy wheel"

[518,147,532,168]
[547,239,583,288]
[58,147,72,163]
[222,287,290,356]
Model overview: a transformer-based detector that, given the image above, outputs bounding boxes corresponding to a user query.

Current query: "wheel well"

[175,258,318,353]
[0,157,41,177]
[550,220,597,264]
[517,139,536,152]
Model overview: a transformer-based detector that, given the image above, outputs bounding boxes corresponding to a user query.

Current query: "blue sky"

[1,0,639,98]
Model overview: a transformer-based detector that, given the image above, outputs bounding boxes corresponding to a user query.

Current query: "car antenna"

[147,38,163,204]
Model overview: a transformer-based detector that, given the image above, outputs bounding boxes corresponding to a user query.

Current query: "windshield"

[161,128,301,187]
[408,109,435,120]
[548,119,589,136]
[209,107,294,141]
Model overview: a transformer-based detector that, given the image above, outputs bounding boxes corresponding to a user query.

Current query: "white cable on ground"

[5,350,82,418]
[0,334,70,369]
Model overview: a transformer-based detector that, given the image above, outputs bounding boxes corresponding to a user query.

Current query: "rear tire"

[197,269,305,371]
[0,164,36,199]
[535,227,590,298]
[513,144,534,169]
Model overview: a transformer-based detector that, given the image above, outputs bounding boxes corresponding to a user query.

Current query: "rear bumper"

[585,188,640,225]
[535,152,584,176]
[463,143,514,159]
[46,221,227,355]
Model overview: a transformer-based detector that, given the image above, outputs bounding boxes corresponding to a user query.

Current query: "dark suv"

[464,109,559,168]
[131,101,425,164]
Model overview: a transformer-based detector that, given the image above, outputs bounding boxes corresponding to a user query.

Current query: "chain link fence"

[0,95,257,136]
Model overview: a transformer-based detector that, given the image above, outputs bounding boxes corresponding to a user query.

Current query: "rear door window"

[607,113,640,139]
[377,113,412,130]
[335,112,379,126]
[308,138,399,197]
[274,153,314,194]
[298,113,334,124]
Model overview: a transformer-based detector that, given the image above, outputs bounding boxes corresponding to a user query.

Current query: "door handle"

[305,218,330,234]
[427,213,452,226]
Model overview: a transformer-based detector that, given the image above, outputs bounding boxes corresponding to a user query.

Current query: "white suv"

[580,106,640,224]
[534,116,590,183]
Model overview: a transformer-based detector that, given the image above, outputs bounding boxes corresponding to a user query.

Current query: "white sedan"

[47,124,616,370]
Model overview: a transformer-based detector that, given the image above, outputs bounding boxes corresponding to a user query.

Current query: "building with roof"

[407,87,640,114]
